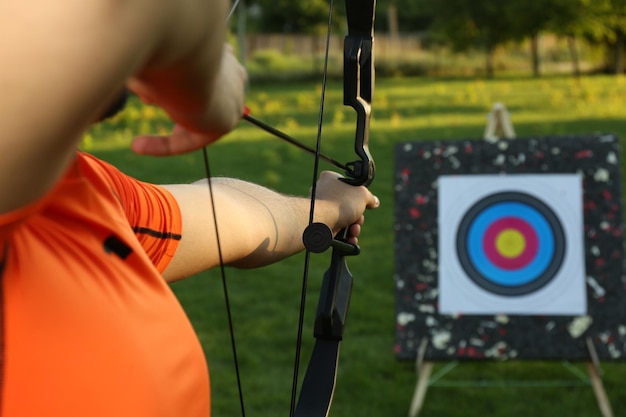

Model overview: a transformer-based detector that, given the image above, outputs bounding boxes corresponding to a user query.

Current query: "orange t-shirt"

[0,152,210,417]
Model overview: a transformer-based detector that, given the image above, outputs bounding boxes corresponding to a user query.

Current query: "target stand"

[484,102,516,141]
[394,132,624,417]
[407,337,613,417]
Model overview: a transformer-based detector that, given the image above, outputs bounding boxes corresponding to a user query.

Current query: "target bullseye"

[495,229,525,258]
[457,192,565,296]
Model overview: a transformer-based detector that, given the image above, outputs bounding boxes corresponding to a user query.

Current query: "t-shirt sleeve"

[79,153,183,273]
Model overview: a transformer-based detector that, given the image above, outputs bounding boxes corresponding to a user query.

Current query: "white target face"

[438,174,586,316]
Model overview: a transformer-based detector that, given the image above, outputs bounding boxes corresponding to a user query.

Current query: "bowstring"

[204,0,337,415]
[198,2,247,417]
[226,0,241,21]
[289,0,336,415]
[202,147,246,417]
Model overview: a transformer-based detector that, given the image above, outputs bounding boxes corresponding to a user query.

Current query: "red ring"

[483,217,538,270]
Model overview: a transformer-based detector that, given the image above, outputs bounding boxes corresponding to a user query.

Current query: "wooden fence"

[240,33,595,77]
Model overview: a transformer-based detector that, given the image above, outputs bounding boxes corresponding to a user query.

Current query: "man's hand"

[313,171,380,245]
[129,44,247,156]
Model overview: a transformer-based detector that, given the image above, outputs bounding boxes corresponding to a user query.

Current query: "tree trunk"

[485,45,495,78]
[614,29,624,74]
[530,34,540,77]
[388,2,399,40]
[567,36,581,78]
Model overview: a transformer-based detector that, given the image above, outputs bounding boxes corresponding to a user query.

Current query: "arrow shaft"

[243,114,349,172]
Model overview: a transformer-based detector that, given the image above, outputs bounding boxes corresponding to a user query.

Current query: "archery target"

[438,174,586,316]
[457,192,566,296]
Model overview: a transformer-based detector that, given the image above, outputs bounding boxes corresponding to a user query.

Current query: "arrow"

[242,108,349,172]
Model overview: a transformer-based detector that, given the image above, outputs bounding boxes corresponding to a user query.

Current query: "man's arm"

[0,0,238,214]
[161,172,379,282]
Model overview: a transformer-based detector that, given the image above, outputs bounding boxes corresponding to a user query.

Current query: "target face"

[438,175,586,316]
[456,192,566,296]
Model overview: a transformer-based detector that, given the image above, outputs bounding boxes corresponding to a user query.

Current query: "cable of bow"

[291,1,376,416]
[197,3,248,417]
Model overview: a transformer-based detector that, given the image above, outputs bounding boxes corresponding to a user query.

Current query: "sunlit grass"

[85,74,626,152]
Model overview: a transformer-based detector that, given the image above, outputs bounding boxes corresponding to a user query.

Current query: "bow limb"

[342,0,376,187]
[294,0,376,416]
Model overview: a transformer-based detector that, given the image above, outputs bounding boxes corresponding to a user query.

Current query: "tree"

[548,0,626,74]
[377,0,432,34]
[246,0,346,34]
[592,0,626,74]
[542,0,603,76]
[415,0,520,77]
[506,0,560,77]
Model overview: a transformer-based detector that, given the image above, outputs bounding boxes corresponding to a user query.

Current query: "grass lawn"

[86,74,626,417]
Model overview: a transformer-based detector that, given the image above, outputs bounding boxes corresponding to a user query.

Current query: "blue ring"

[466,202,554,286]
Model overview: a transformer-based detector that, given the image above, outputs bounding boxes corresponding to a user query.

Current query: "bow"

[204,0,376,416]
[292,1,376,416]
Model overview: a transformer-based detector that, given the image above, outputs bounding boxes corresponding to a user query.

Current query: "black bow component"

[295,1,376,416]
[342,0,376,188]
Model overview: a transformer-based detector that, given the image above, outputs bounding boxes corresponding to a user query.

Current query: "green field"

[87,75,626,417]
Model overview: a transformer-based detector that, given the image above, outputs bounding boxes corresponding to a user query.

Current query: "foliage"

[417,0,514,52]
[373,0,626,75]
[375,0,432,33]
[591,0,626,40]
[243,0,346,34]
